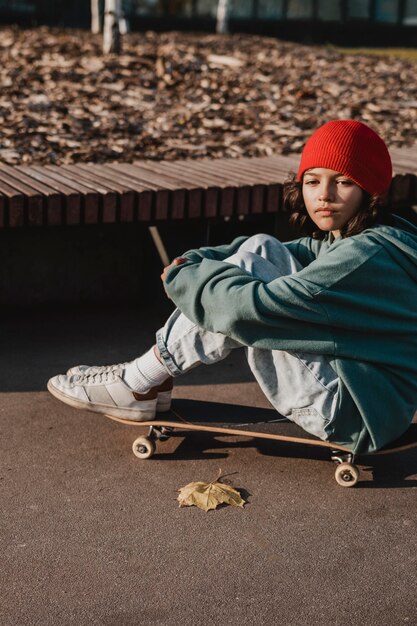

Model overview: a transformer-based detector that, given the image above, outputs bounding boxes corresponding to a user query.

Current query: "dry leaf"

[177,471,246,512]
[207,54,245,68]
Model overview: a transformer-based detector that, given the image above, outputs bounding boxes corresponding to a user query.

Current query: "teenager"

[48,120,417,454]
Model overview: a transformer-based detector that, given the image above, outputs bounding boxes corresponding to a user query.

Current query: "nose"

[318,181,335,201]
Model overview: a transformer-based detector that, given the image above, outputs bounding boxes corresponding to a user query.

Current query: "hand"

[160,257,188,282]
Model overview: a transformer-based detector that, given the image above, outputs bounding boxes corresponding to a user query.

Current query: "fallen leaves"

[0,26,416,166]
[177,471,246,512]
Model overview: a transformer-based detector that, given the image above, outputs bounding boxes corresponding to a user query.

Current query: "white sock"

[123,347,170,392]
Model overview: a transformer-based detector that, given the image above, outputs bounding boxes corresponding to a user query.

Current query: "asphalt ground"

[1,304,417,626]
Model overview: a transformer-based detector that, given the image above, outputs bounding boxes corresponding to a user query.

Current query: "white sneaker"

[47,367,172,421]
[66,363,172,412]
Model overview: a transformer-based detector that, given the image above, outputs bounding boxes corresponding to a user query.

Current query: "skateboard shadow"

[151,399,329,464]
[355,455,417,489]
[157,400,417,488]
[160,431,417,489]
[172,398,280,423]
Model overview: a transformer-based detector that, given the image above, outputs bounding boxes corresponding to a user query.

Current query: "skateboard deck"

[105,399,417,487]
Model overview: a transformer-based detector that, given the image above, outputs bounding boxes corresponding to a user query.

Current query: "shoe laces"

[83,362,128,376]
[75,365,123,385]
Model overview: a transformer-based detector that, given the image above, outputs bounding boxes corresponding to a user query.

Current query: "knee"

[248,233,279,245]
[240,233,282,253]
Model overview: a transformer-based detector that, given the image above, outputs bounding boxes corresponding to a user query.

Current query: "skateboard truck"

[149,425,173,441]
[330,450,360,486]
[132,425,173,460]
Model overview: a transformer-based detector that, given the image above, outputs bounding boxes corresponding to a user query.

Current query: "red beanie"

[297,120,392,195]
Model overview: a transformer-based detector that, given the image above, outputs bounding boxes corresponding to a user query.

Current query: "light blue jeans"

[156,234,339,440]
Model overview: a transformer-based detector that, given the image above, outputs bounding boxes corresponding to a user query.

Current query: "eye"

[304,178,318,185]
[336,179,353,186]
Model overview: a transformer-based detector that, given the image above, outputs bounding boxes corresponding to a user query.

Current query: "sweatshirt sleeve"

[164,257,335,354]
[179,236,248,263]
[164,233,390,356]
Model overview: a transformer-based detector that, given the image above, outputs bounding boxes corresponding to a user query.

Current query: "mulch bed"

[0,26,416,165]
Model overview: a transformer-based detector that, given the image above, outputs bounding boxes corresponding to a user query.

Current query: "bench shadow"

[1,305,256,392]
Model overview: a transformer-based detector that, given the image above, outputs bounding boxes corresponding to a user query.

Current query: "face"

[302,168,364,238]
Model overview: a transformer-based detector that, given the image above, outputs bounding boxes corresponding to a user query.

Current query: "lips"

[315,208,335,216]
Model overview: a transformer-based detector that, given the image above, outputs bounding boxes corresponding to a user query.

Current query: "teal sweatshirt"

[165,216,417,454]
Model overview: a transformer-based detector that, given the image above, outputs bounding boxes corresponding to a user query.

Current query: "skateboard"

[105,400,417,488]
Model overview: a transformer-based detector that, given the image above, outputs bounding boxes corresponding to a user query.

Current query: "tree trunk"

[216,0,229,34]
[103,0,121,55]
[91,0,102,34]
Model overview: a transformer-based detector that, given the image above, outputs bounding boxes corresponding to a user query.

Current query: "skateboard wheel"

[132,436,156,460]
[334,463,359,487]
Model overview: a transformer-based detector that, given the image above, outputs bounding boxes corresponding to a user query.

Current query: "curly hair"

[283,174,394,240]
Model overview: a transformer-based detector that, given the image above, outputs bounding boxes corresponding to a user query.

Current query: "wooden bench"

[0,152,415,229]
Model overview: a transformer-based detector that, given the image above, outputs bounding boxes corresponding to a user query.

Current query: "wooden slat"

[108,163,174,220]
[194,163,252,214]
[0,177,25,227]
[33,165,95,224]
[126,160,203,220]
[158,160,237,217]
[200,158,279,213]
[143,160,218,218]
[91,163,155,222]
[42,166,100,224]
[58,165,118,224]
[184,171,235,216]
[203,156,279,183]
[20,166,82,225]
[79,164,136,222]
[1,164,63,226]
[0,193,5,228]
[181,159,253,216]
[122,162,190,219]
[259,155,300,179]
[0,168,44,226]
[147,160,222,218]
[234,161,292,203]
[230,160,284,213]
